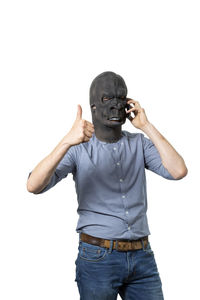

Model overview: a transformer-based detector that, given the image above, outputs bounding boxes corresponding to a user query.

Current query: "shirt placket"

[110,142,131,233]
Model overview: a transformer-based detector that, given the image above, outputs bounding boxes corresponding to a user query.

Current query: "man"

[27,71,187,300]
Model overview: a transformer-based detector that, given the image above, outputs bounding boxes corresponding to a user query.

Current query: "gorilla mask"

[89,71,129,143]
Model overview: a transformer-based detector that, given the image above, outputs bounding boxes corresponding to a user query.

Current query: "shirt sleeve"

[141,133,176,180]
[28,146,77,194]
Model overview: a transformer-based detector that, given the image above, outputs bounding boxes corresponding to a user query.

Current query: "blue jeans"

[74,238,164,300]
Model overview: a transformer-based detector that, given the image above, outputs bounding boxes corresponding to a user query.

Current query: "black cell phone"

[125,103,132,119]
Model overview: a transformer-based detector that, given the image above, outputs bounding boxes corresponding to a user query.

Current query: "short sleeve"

[141,134,176,180]
[28,146,77,194]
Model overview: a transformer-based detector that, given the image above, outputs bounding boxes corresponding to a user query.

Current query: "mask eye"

[121,96,126,100]
[103,96,112,101]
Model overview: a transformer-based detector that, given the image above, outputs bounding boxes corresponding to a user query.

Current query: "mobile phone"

[125,103,132,119]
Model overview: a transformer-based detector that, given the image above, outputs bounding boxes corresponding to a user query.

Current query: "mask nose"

[110,98,123,110]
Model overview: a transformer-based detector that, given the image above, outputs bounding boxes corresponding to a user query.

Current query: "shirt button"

[113,147,117,150]
[116,162,120,166]
[121,142,124,145]
[126,211,129,214]
[128,226,131,230]
[122,195,126,198]
[120,179,123,182]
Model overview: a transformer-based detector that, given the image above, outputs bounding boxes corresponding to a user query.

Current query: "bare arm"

[126,98,188,180]
[27,105,94,194]
[27,139,72,194]
[141,122,187,179]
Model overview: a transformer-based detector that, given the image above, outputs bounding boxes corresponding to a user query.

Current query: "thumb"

[76,104,82,120]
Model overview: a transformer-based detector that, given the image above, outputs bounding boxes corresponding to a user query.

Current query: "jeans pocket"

[79,242,108,262]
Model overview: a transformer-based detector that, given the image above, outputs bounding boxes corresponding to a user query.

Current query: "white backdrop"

[0,0,199,299]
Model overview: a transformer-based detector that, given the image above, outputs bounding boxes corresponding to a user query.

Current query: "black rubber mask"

[89,71,128,143]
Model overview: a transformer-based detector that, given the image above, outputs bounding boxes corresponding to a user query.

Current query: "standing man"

[27,71,187,300]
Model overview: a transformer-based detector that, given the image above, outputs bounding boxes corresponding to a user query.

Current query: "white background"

[0,0,199,299]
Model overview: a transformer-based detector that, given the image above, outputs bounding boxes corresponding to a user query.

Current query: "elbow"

[27,184,36,194]
[27,172,36,193]
[174,166,188,180]
[26,181,40,194]
[27,181,33,193]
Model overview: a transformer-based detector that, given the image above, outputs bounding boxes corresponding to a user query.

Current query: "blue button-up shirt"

[29,130,176,240]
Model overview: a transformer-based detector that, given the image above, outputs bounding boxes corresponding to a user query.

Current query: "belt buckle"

[115,237,148,251]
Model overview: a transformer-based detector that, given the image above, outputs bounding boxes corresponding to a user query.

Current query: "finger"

[86,125,95,134]
[83,136,90,143]
[85,123,95,133]
[76,104,82,120]
[126,107,137,113]
[85,123,94,129]
[127,98,137,103]
[127,99,141,108]
[84,128,93,139]
[86,121,94,128]
[134,102,141,109]
[126,98,136,104]
[81,120,94,134]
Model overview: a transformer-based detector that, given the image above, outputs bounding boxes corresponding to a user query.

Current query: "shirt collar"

[93,131,125,145]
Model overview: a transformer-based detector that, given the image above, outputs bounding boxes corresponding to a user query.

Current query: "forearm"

[27,136,72,194]
[141,122,188,179]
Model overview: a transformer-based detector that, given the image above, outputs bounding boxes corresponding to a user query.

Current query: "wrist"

[140,121,152,132]
[60,134,73,148]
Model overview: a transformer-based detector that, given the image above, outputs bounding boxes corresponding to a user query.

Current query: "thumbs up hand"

[64,104,95,146]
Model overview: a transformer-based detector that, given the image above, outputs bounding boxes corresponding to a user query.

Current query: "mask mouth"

[109,117,122,122]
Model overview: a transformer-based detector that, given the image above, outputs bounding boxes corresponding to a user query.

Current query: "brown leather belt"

[80,233,148,251]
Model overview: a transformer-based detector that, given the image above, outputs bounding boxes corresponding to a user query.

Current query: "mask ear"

[91,104,96,112]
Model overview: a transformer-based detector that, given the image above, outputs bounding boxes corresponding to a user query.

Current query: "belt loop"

[141,238,145,250]
[108,240,113,253]
[115,240,118,251]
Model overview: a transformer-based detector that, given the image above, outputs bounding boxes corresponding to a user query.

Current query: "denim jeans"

[74,238,164,300]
